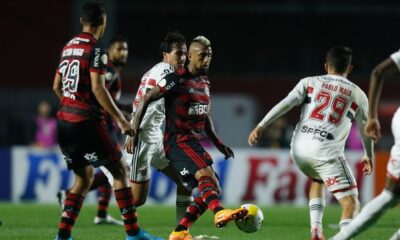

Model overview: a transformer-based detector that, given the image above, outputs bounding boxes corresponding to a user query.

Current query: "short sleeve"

[157,72,180,94]
[390,50,400,70]
[89,43,108,74]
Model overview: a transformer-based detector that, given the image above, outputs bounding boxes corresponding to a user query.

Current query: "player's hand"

[364,118,381,143]
[217,144,234,159]
[117,118,135,136]
[124,136,134,154]
[361,156,373,175]
[248,126,263,146]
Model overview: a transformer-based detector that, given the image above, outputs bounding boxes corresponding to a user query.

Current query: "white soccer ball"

[235,203,264,233]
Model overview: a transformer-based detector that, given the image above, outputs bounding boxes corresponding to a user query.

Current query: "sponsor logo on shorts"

[180,167,189,176]
[84,152,98,162]
[300,125,334,142]
[325,176,340,187]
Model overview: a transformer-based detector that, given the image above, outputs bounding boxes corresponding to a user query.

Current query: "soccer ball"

[235,203,264,233]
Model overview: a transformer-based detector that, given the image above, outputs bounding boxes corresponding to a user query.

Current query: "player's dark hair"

[108,36,127,48]
[159,31,186,56]
[326,46,353,73]
[81,2,106,27]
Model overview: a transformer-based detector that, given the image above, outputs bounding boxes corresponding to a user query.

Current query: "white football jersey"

[258,74,371,161]
[290,75,369,160]
[390,49,400,70]
[132,62,174,143]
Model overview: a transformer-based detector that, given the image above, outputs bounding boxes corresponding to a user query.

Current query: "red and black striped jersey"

[158,68,210,142]
[105,61,121,102]
[56,32,108,122]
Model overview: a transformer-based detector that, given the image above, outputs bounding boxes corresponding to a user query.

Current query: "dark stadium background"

[2,0,400,148]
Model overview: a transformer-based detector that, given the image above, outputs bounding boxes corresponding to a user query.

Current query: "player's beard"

[198,67,209,75]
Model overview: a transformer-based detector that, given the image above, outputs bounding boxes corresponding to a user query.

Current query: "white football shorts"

[387,108,400,182]
[291,151,358,199]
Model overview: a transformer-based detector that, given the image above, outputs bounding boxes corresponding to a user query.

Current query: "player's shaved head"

[326,46,353,74]
[189,36,211,53]
[188,36,212,75]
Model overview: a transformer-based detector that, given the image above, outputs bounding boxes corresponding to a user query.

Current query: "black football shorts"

[57,119,122,171]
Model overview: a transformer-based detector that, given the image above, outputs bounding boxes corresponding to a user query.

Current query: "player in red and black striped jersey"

[104,36,132,125]
[129,36,248,240]
[57,36,132,227]
[52,3,161,240]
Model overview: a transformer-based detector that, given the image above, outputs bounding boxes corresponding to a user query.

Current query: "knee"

[111,162,128,181]
[76,175,94,191]
[340,196,360,213]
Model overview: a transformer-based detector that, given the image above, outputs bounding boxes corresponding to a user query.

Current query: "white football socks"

[339,219,352,229]
[332,189,398,240]
[309,198,326,231]
[389,229,400,240]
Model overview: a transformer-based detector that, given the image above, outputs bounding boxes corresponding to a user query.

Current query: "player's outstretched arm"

[365,58,399,142]
[204,113,234,159]
[52,73,63,99]
[248,79,307,146]
[90,72,133,136]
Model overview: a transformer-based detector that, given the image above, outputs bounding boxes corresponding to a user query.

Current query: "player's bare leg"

[309,180,326,240]
[331,177,399,240]
[130,180,150,207]
[337,194,359,228]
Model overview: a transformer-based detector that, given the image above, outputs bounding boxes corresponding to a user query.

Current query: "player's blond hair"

[192,35,211,47]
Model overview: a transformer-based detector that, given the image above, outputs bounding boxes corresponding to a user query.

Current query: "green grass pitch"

[0,203,399,239]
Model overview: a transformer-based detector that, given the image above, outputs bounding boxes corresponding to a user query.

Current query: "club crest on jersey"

[158,78,167,87]
[101,54,108,65]
[188,103,208,115]
[105,72,114,82]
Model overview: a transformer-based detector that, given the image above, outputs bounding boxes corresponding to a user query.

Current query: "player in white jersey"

[331,49,400,240]
[125,31,192,222]
[248,46,374,240]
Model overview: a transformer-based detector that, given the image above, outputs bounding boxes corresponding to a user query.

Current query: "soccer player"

[57,36,131,226]
[124,31,193,223]
[330,49,400,240]
[127,36,248,240]
[52,2,162,240]
[248,46,374,240]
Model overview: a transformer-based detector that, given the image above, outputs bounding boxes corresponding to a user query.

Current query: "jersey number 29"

[59,60,80,93]
[310,90,348,125]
